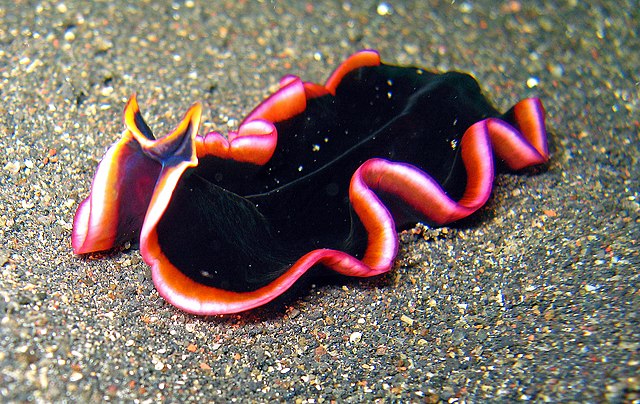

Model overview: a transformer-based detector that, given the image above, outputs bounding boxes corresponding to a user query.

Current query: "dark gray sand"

[1,1,638,401]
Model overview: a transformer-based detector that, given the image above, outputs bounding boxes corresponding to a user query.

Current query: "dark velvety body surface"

[156,65,502,292]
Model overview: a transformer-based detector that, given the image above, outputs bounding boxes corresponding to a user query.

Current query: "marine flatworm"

[72,50,548,315]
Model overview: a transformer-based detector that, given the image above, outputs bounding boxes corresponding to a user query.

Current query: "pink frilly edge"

[71,132,133,254]
[192,50,384,165]
[71,95,200,255]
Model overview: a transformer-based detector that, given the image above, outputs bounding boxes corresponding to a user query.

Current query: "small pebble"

[400,314,414,326]
[377,3,392,16]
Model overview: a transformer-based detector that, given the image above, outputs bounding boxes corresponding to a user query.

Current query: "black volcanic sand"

[0,1,637,401]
